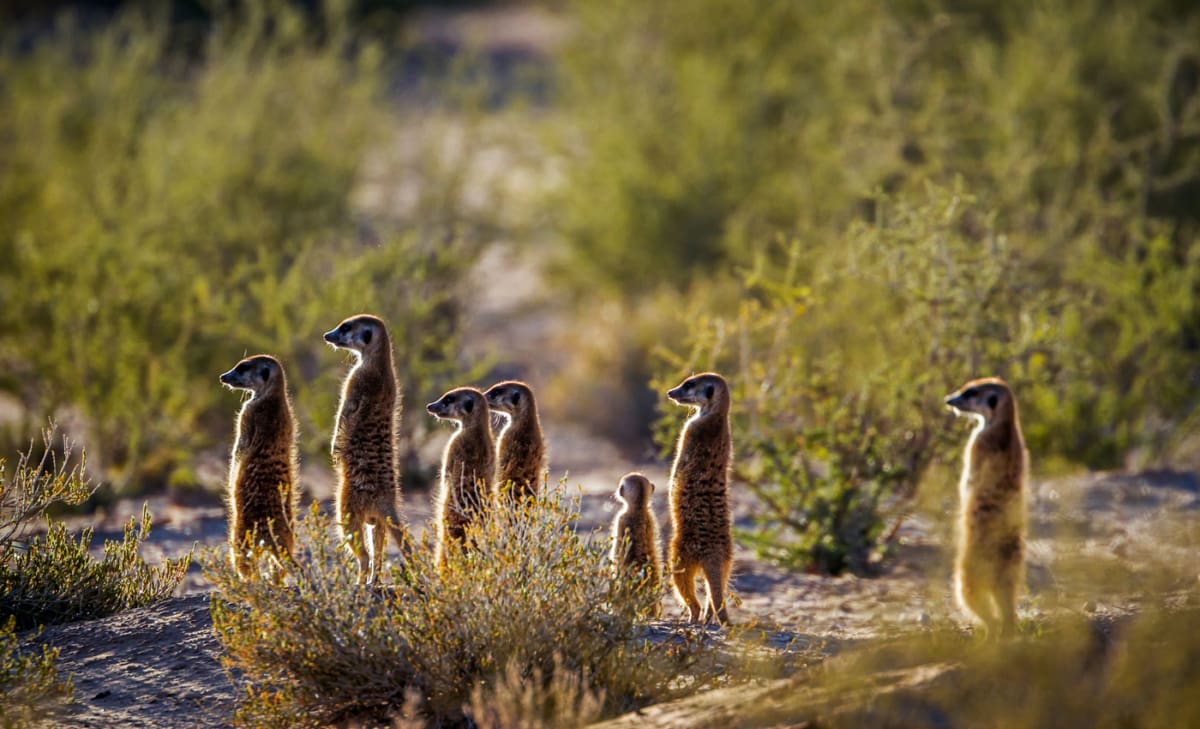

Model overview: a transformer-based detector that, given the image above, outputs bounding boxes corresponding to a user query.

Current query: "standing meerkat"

[483,380,547,502]
[666,372,734,625]
[610,472,662,593]
[325,314,409,584]
[219,355,298,580]
[945,377,1027,638]
[427,387,496,566]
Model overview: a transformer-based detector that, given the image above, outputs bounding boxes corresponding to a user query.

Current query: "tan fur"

[610,473,662,597]
[220,355,298,580]
[946,377,1027,638]
[428,387,496,566]
[666,372,734,625]
[484,380,547,502]
[325,314,409,584]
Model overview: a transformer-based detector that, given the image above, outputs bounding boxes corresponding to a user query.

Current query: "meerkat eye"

[362,328,373,346]
[463,397,475,414]
[259,366,271,380]
[987,394,998,408]
[704,383,715,399]
[510,390,521,405]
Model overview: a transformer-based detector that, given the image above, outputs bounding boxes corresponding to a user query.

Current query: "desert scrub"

[0,429,191,629]
[0,617,71,729]
[210,492,687,727]
[0,2,484,489]
[657,184,1071,574]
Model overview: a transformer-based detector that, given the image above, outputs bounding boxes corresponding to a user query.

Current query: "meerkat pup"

[484,380,547,502]
[220,355,298,580]
[325,314,408,584]
[427,387,496,566]
[666,372,734,625]
[610,473,662,593]
[945,377,1027,638]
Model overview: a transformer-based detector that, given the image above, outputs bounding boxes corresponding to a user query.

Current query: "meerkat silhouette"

[325,314,409,584]
[945,377,1027,638]
[610,472,662,596]
[219,355,298,580]
[666,372,734,625]
[484,380,547,502]
[427,387,496,566]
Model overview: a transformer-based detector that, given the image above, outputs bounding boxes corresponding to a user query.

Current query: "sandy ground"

[29,463,1200,728]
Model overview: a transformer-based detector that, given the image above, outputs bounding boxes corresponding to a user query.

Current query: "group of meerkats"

[221,313,1027,636]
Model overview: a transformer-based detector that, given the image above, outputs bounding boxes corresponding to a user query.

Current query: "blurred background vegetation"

[1,0,1198,569]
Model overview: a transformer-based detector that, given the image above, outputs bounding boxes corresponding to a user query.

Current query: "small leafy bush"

[0,617,71,729]
[210,491,684,727]
[657,184,1069,574]
[0,429,191,629]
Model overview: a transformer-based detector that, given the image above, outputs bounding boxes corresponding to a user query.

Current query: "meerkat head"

[323,314,387,358]
[667,372,730,414]
[616,472,654,509]
[220,355,284,397]
[945,377,1015,425]
[427,387,487,425]
[483,381,535,418]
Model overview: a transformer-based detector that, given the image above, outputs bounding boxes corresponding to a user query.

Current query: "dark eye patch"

[511,390,521,405]
[704,383,715,399]
[987,394,998,408]
[463,397,475,414]
[362,328,373,346]
[259,365,271,380]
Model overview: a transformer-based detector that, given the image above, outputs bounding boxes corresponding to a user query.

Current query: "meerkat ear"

[648,481,656,494]
[987,394,999,409]
[704,383,715,399]
[362,328,373,346]
[463,397,475,414]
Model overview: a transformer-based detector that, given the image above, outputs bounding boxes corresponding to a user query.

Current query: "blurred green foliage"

[0,2,481,490]
[558,0,1199,481]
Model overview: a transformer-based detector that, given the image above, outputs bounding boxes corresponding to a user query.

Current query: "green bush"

[210,492,686,727]
[0,617,71,729]
[0,429,190,629]
[656,184,1077,574]
[0,3,482,490]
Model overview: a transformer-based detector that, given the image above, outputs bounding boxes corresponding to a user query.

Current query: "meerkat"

[666,372,734,625]
[325,314,409,585]
[219,355,298,580]
[945,377,1027,638]
[483,380,547,502]
[610,473,662,593]
[427,387,496,566]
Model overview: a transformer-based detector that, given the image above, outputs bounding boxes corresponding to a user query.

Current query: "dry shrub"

[0,428,190,629]
[210,490,684,728]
